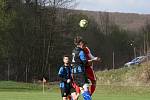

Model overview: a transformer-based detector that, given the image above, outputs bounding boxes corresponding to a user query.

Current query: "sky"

[75,0,150,14]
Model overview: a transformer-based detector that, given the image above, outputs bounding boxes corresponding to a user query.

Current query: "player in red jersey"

[83,46,100,95]
[72,36,100,97]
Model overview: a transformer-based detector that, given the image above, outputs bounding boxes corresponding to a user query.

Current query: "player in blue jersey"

[71,37,92,100]
[58,55,77,100]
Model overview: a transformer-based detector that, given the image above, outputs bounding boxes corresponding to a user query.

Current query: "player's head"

[63,55,70,65]
[74,36,86,48]
[82,41,87,49]
[74,36,83,45]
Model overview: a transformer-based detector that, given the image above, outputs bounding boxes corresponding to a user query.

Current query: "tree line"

[0,0,150,82]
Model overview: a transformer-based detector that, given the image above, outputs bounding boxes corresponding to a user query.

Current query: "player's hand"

[67,79,71,83]
[93,57,100,61]
[97,57,101,61]
[93,57,98,61]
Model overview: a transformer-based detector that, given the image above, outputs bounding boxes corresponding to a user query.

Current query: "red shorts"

[72,82,80,93]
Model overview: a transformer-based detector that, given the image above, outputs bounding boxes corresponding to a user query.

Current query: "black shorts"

[73,72,89,87]
[60,83,76,97]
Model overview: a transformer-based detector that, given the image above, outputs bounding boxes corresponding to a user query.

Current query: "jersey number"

[72,53,75,62]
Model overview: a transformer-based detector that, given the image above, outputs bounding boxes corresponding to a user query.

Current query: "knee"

[63,97,67,100]
[72,93,79,100]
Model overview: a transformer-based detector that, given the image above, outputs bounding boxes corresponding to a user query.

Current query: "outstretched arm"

[87,47,100,62]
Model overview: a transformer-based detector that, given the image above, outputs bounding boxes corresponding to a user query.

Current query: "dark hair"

[63,55,70,59]
[74,36,85,45]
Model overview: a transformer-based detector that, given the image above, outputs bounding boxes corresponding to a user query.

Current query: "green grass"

[1,63,150,100]
[0,81,44,91]
[0,81,150,100]
[1,61,150,100]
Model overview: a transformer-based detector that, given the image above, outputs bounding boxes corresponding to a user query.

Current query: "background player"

[58,55,76,100]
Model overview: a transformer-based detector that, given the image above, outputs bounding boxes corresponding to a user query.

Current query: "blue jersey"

[58,65,72,88]
[72,47,87,74]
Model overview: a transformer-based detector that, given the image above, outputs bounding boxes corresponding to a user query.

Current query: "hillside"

[96,61,150,86]
[76,10,150,32]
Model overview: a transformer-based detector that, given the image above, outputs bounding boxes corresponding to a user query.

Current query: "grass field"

[1,81,150,100]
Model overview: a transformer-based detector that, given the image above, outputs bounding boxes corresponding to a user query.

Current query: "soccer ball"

[79,19,88,28]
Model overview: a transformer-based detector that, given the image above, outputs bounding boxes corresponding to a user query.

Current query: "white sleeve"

[89,52,96,60]
[87,47,96,60]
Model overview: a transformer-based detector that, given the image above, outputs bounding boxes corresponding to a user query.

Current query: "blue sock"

[82,91,92,100]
